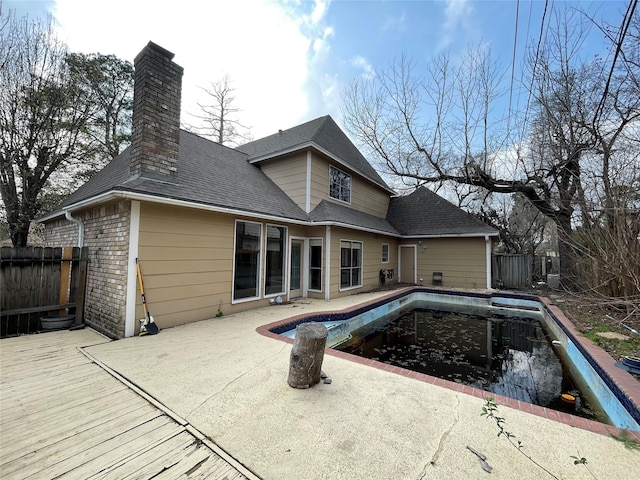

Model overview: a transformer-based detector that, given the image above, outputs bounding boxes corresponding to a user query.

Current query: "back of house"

[40,41,497,339]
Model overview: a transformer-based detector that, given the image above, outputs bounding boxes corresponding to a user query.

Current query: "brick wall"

[42,218,78,245]
[43,200,131,338]
[130,42,183,178]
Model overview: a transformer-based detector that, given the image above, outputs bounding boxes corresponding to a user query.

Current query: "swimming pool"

[268,288,640,431]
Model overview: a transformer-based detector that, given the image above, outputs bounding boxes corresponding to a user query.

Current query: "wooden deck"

[0,330,257,479]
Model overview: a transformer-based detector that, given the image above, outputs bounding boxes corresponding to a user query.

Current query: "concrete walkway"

[82,292,640,480]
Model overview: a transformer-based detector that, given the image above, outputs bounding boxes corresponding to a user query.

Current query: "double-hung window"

[340,240,362,289]
[329,165,351,203]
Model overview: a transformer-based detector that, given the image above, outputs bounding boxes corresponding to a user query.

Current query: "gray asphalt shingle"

[43,119,495,239]
[310,200,399,235]
[387,187,497,236]
[47,131,308,221]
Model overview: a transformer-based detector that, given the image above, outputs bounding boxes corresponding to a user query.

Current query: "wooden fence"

[0,246,88,337]
[492,254,532,289]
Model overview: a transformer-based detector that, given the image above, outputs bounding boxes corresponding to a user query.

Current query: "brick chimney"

[129,42,183,178]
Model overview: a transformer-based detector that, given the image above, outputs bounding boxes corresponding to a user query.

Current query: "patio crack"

[416,396,461,479]
[185,342,289,420]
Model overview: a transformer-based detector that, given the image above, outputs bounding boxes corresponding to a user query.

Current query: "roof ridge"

[179,128,249,157]
[309,115,333,144]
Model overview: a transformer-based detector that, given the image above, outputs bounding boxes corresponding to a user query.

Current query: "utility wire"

[520,0,550,142]
[507,0,521,134]
[592,0,638,126]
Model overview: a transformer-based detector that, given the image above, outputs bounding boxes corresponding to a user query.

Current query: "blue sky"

[4,0,628,140]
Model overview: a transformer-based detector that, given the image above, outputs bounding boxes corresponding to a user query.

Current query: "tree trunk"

[556,216,578,290]
[288,322,328,389]
[11,226,30,247]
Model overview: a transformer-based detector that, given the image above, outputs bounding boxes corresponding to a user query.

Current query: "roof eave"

[400,232,499,239]
[39,189,311,226]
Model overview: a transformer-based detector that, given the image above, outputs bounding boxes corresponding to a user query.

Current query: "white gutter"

[64,210,85,247]
[50,190,499,241]
[47,190,312,227]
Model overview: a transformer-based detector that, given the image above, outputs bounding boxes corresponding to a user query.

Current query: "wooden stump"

[288,322,328,389]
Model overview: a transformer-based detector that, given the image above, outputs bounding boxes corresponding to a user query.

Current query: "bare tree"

[0,12,92,246]
[477,194,553,256]
[342,6,639,290]
[184,74,251,147]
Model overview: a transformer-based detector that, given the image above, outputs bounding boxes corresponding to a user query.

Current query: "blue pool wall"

[270,287,640,431]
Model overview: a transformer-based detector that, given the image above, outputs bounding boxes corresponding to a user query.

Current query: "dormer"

[238,116,395,218]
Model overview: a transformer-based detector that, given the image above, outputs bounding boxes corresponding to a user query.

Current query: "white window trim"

[339,239,363,292]
[288,236,308,300]
[328,165,352,205]
[232,219,262,304]
[264,223,288,298]
[308,237,323,292]
[381,243,390,263]
[324,226,331,300]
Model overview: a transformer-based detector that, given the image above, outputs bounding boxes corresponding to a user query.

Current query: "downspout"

[485,235,492,290]
[65,210,85,247]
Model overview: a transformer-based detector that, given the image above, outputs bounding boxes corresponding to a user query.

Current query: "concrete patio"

[2,290,639,479]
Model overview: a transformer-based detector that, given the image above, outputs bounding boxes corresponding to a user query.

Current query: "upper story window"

[329,165,351,203]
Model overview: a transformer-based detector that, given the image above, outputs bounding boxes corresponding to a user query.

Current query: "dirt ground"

[542,288,640,383]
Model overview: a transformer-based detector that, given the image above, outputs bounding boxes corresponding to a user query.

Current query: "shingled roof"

[41,131,309,222]
[238,116,392,193]
[42,124,496,240]
[310,200,398,235]
[387,187,497,237]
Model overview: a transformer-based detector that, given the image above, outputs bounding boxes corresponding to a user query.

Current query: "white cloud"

[438,0,477,51]
[51,0,329,139]
[309,0,330,25]
[350,56,375,79]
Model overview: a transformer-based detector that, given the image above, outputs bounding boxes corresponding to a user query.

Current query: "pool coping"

[256,287,640,440]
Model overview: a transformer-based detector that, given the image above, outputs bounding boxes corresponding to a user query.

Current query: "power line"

[506,0,520,133]
[592,0,638,126]
[520,0,550,141]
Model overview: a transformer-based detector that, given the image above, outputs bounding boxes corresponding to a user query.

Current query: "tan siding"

[309,155,327,209]
[310,155,390,218]
[328,227,398,299]
[350,175,389,217]
[137,205,314,330]
[411,237,487,289]
[258,153,308,210]
[138,204,235,330]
